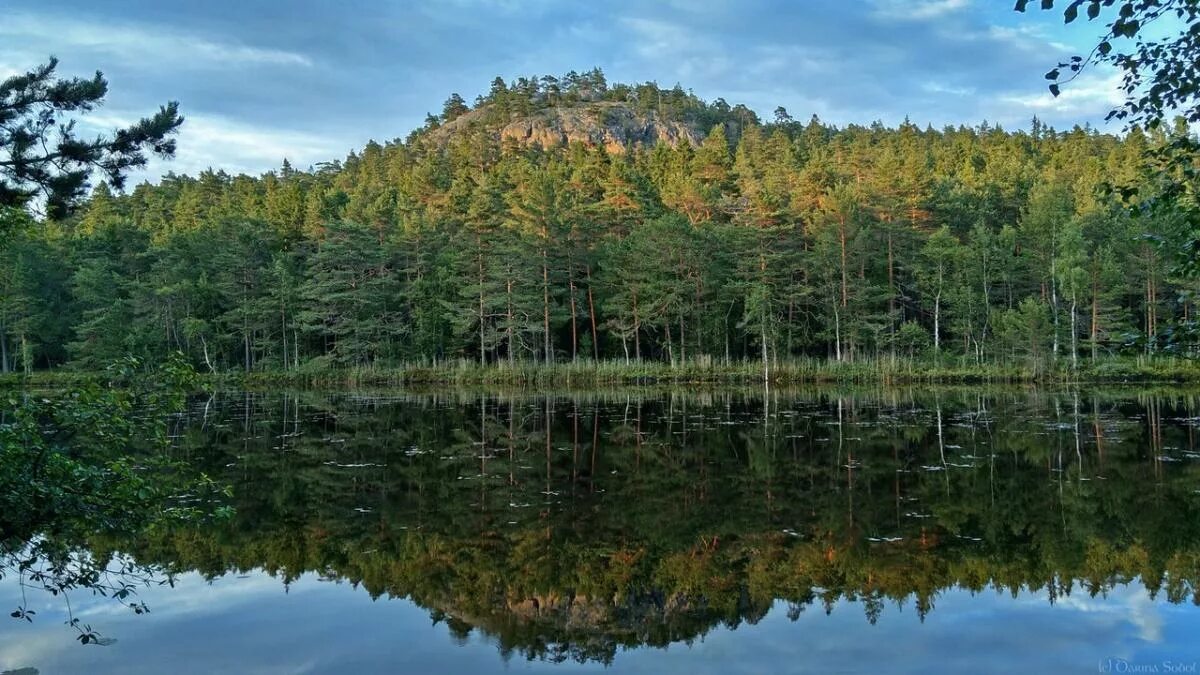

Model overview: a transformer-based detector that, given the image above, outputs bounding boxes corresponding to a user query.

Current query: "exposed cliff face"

[430,102,704,153]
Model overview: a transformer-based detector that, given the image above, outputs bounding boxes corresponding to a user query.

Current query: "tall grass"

[7,355,1199,391]
[233,354,1200,389]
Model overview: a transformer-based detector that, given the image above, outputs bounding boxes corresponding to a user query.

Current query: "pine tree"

[1,58,183,218]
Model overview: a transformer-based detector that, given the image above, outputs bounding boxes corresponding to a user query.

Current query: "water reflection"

[4,386,1200,671]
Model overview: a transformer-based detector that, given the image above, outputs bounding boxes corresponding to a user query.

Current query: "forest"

[2,69,1198,378]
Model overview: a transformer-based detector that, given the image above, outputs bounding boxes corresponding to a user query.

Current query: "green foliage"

[0,354,231,643]
[0,58,183,218]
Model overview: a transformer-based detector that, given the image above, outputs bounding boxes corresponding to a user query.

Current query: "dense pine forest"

[2,69,1198,377]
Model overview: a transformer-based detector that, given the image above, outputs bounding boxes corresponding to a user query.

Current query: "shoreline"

[5,356,1200,389]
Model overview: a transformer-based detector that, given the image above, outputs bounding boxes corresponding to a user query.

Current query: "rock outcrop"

[430,102,704,153]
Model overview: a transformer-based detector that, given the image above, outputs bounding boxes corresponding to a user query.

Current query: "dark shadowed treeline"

[2,71,1198,374]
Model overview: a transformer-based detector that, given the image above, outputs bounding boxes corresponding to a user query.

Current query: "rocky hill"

[428,101,708,153]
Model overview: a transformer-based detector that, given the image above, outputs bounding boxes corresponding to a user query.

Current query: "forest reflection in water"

[6,385,1200,671]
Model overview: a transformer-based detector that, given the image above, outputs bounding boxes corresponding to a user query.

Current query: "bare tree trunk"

[542,248,552,365]
[933,291,941,355]
[201,336,215,373]
[725,301,734,364]
[568,264,578,362]
[1050,267,1060,360]
[1148,264,1158,352]
[281,305,288,372]
[839,216,848,308]
[1070,295,1078,371]
[887,233,895,354]
[786,296,794,356]
[478,247,487,366]
[1091,259,1099,361]
[632,288,641,361]
[833,303,842,362]
[761,307,769,383]
[243,276,252,372]
[678,313,686,363]
[586,266,599,361]
[0,321,8,374]
[506,277,515,366]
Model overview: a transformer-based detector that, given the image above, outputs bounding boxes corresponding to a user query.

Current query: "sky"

[1,0,1128,182]
[2,570,1194,673]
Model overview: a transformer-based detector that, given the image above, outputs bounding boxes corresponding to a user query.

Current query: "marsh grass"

[228,355,1200,388]
[6,355,1199,390]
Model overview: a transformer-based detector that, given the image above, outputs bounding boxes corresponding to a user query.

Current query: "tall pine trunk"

[833,302,842,362]
[506,277,515,366]
[678,313,686,363]
[0,320,8,374]
[478,248,486,366]
[1090,257,1099,361]
[1050,263,1060,360]
[933,291,941,356]
[839,216,849,308]
[568,263,578,362]
[1070,295,1078,371]
[279,296,288,372]
[542,247,552,365]
[586,266,599,361]
[632,288,641,361]
[761,305,769,384]
[242,276,252,373]
[887,233,895,355]
[20,333,30,375]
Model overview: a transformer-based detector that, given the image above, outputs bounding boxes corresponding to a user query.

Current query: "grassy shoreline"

[5,356,1200,389]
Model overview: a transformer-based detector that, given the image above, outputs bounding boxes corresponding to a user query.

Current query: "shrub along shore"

[5,356,1200,390]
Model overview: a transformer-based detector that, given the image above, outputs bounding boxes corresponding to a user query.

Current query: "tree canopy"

[2,69,1198,376]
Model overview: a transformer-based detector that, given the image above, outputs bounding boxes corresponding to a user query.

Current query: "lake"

[3,386,1200,674]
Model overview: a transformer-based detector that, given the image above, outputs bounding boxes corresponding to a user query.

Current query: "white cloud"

[0,12,312,69]
[985,24,1072,54]
[0,571,296,670]
[79,111,348,180]
[619,16,737,84]
[922,81,976,96]
[1053,583,1165,643]
[748,45,837,77]
[998,70,1124,116]
[873,0,971,21]
[622,17,701,61]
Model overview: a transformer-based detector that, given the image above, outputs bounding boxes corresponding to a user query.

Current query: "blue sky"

[1,0,1126,181]
[2,571,1194,673]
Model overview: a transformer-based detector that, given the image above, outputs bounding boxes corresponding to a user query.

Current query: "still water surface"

[3,387,1200,674]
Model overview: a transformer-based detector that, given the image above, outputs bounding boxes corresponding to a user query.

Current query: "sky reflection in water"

[1,572,1195,674]
[2,388,1200,674]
